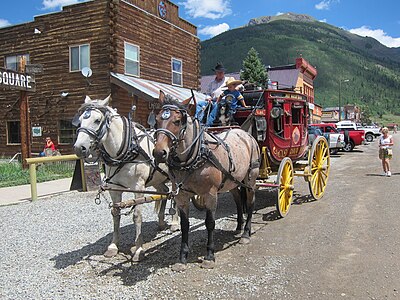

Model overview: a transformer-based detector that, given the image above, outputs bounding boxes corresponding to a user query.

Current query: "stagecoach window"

[69,44,90,72]
[292,107,301,124]
[5,54,29,72]
[6,121,21,144]
[272,107,284,137]
[59,120,76,144]
[172,58,183,86]
[125,42,140,77]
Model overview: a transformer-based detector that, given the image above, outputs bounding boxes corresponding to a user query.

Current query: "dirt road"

[140,134,400,299]
[1,134,400,299]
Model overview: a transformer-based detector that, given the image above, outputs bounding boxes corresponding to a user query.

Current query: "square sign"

[32,126,42,137]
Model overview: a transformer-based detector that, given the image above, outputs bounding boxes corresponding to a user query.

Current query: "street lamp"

[338,79,349,121]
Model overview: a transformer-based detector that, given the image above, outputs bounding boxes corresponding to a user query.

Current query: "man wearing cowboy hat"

[196,62,243,126]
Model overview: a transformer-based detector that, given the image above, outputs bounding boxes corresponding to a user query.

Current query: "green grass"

[372,113,400,126]
[0,162,75,188]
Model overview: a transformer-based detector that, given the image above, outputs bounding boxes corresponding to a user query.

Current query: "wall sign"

[0,68,36,92]
[32,126,42,137]
[158,1,167,18]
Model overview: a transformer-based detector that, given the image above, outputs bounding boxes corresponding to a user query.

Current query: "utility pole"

[338,79,349,121]
[19,90,31,169]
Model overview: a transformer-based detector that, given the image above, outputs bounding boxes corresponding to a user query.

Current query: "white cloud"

[276,12,284,16]
[349,26,400,48]
[319,19,327,23]
[315,0,331,10]
[42,0,85,10]
[0,19,11,28]
[198,23,230,38]
[180,0,232,19]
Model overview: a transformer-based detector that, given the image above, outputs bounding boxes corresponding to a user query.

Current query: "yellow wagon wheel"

[275,157,294,218]
[308,136,330,200]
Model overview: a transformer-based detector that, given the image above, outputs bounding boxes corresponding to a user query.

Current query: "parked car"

[336,120,380,142]
[308,126,323,145]
[309,123,345,154]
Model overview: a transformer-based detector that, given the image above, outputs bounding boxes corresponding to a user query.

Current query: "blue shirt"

[222,90,244,111]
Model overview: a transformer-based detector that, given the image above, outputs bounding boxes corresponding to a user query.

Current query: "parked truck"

[335,121,366,151]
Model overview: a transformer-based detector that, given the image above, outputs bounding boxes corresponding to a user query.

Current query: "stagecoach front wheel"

[308,136,330,200]
[275,157,294,218]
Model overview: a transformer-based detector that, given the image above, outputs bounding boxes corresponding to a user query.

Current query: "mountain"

[248,12,316,25]
[200,14,400,115]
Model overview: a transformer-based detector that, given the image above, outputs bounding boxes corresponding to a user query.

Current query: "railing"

[25,154,87,201]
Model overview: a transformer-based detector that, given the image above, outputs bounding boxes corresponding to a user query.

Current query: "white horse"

[73,95,178,261]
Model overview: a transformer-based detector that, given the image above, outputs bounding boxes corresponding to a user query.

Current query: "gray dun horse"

[73,95,178,261]
[153,92,260,270]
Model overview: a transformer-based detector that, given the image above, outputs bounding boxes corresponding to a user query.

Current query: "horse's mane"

[163,94,188,111]
[78,101,114,114]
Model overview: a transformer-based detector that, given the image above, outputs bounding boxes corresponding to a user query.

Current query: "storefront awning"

[110,72,207,103]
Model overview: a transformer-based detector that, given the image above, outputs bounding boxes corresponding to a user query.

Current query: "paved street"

[1,134,399,299]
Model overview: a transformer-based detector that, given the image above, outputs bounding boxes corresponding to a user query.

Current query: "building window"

[59,120,76,144]
[172,58,182,86]
[69,44,90,72]
[7,121,21,144]
[5,54,30,72]
[124,42,140,76]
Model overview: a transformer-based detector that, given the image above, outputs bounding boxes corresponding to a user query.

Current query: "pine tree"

[240,47,268,88]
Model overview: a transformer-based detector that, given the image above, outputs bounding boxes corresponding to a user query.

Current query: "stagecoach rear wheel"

[308,136,330,200]
[275,157,294,218]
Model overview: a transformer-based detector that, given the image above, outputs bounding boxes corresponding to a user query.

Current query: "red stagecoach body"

[235,88,310,167]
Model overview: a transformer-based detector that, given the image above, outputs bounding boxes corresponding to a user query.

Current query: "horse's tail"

[240,186,248,214]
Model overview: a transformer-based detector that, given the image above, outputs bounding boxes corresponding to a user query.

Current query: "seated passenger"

[217,77,248,116]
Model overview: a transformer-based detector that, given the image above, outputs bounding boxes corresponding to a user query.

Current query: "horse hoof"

[104,247,118,258]
[170,224,180,232]
[171,263,187,272]
[132,252,145,262]
[158,222,167,231]
[201,259,215,269]
[131,248,145,262]
[239,237,250,244]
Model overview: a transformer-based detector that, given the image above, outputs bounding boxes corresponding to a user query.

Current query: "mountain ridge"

[200,14,400,115]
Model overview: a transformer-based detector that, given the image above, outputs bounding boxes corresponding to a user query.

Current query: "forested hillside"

[200,16,400,116]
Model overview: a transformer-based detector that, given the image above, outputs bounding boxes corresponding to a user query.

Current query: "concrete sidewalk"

[0,178,72,206]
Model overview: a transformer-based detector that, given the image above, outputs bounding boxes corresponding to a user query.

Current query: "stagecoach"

[73,88,330,267]
[231,88,330,217]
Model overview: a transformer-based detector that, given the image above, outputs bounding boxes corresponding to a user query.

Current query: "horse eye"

[173,120,181,126]
[94,119,101,124]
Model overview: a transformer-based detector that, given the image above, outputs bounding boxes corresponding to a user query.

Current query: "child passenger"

[217,77,248,114]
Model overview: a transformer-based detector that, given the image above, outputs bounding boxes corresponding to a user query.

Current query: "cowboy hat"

[224,77,242,87]
[212,62,226,72]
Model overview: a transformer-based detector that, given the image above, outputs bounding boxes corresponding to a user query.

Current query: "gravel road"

[1,134,400,299]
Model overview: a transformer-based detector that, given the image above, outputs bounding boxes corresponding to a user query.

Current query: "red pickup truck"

[312,123,365,152]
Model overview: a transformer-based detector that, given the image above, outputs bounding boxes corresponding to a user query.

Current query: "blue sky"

[0,0,399,47]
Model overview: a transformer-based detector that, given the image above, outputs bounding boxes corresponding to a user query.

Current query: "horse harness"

[77,105,168,186]
[156,104,260,193]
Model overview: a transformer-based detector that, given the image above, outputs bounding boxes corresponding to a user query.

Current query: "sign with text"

[0,68,36,92]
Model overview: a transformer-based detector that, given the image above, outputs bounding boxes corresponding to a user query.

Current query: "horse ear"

[99,94,111,106]
[159,90,166,104]
[84,95,92,104]
[181,96,192,106]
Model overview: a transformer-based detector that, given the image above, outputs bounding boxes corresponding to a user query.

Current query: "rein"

[156,104,258,191]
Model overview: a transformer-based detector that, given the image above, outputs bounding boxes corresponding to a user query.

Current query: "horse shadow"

[50,215,247,287]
